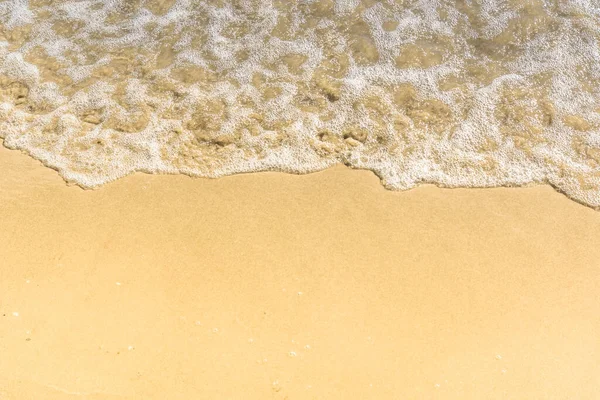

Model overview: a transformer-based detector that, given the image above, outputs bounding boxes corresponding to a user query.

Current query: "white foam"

[0,0,599,208]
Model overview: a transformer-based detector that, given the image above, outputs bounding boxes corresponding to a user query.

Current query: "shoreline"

[2,141,596,212]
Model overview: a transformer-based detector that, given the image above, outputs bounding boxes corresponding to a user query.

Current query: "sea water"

[0,0,599,208]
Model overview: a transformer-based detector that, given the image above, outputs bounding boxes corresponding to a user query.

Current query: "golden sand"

[1,143,600,399]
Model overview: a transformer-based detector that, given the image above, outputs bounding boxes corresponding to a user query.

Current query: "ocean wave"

[1,0,600,208]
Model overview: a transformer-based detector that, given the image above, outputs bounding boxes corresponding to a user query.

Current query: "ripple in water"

[1,0,600,208]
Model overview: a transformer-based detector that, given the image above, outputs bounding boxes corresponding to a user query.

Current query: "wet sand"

[1,143,600,399]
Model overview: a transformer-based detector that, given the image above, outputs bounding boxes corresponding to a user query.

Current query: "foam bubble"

[0,0,599,208]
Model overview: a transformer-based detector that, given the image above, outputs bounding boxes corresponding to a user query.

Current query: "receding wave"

[1,0,600,208]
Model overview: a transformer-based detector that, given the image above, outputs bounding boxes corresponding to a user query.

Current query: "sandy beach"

[2,1,600,398]
[1,143,600,399]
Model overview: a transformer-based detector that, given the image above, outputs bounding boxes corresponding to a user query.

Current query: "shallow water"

[0,0,599,207]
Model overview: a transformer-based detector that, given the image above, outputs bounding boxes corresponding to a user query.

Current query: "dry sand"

[1,143,599,399]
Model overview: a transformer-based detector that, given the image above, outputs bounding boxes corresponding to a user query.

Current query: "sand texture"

[1,144,600,399]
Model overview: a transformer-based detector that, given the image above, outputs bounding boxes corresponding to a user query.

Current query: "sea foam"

[1,0,600,208]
